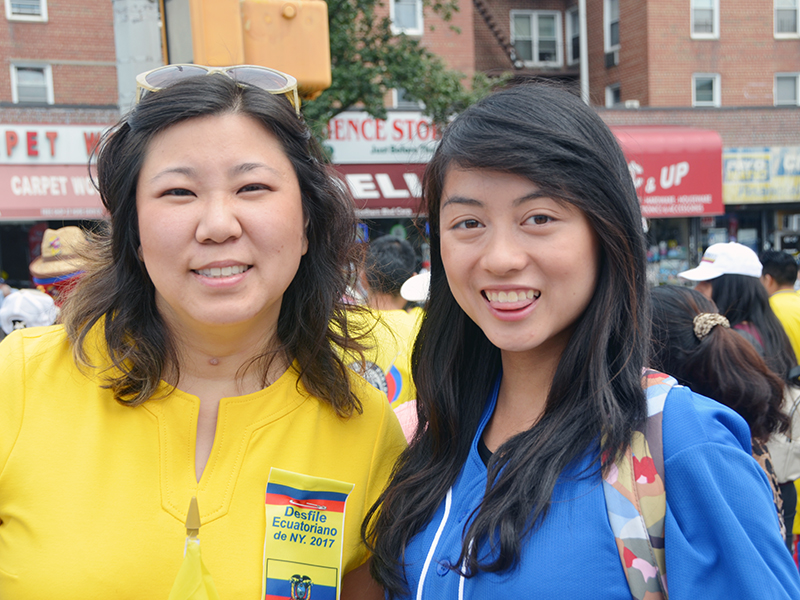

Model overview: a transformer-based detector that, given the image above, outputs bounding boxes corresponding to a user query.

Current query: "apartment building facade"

[335,0,800,282]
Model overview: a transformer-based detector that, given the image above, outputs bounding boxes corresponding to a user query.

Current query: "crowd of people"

[1,68,800,598]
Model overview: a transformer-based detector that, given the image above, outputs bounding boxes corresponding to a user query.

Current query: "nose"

[195,195,243,244]
[480,229,528,275]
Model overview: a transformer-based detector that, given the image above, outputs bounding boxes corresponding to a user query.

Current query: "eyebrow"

[230,162,281,177]
[441,190,549,209]
[149,162,281,184]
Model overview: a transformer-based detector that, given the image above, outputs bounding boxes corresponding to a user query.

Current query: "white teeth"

[486,290,539,303]
[196,265,248,278]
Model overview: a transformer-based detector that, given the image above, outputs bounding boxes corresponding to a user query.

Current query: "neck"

[777,284,796,292]
[165,319,285,397]
[483,345,562,451]
[368,293,406,311]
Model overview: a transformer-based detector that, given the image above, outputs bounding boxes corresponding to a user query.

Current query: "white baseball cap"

[400,271,431,303]
[0,289,58,334]
[678,242,763,281]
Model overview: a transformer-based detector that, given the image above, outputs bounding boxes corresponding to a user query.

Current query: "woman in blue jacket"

[363,83,800,599]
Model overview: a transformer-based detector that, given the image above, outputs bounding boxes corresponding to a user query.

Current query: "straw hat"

[29,226,88,280]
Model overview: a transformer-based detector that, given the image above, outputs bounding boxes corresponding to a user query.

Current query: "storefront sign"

[0,165,105,220]
[722,147,800,204]
[611,126,724,218]
[0,125,107,164]
[324,111,439,165]
[333,164,425,215]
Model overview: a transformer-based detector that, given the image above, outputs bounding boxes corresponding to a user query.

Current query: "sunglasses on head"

[135,64,301,115]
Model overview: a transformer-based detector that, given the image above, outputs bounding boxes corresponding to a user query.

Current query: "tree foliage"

[302,0,505,138]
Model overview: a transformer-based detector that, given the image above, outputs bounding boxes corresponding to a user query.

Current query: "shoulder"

[0,324,71,370]
[662,385,752,457]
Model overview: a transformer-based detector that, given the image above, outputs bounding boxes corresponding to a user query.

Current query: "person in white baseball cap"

[679,242,763,300]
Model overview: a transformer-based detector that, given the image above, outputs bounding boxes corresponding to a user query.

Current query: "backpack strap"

[603,370,677,600]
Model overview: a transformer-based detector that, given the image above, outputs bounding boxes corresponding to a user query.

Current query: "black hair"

[707,274,798,383]
[364,82,650,595]
[761,250,799,288]
[63,75,367,415]
[365,235,417,297]
[650,285,788,441]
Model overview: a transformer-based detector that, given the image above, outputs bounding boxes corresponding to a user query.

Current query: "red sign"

[611,126,723,218]
[333,164,425,215]
[0,164,105,220]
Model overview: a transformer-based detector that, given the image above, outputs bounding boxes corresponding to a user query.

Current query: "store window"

[5,0,46,21]
[776,0,799,36]
[391,0,423,36]
[10,64,53,105]
[692,73,720,107]
[567,7,580,65]
[511,11,562,67]
[691,0,718,38]
[776,73,800,105]
[646,219,692,286]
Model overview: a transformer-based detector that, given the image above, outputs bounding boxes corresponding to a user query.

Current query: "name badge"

[262,468,354,600]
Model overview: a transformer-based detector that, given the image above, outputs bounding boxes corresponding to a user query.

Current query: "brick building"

[339,0,800,282]
[0,0,162,287]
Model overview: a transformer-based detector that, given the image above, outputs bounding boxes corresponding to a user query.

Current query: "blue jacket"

[397,384,800,599]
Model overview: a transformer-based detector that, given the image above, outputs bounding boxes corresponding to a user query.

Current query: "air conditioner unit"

[624,99,640,109]
[604,50,619,68]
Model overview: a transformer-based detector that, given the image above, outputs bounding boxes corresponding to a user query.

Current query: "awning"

[611,126,723,218]
[0,164,105,221]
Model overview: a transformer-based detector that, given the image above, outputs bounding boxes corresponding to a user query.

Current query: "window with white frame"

[5,0,47,21]
[10,64,53,104]
[604,0,620,51]
[775,74,800,105]
[511,11,562,67]
[391,0,423,36]
[605,84,621,107]
[567,7,580,65]
[775,0,799,36]
[393,88,424,110]
[692,73,720,107]
[691,0,719,38]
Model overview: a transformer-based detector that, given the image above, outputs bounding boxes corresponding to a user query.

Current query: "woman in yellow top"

[0,66,405,599]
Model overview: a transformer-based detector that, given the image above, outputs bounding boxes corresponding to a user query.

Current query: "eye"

[455,218,483,230]
[161,188,194,197]
[238,183,270,193]
[526,214,552,225]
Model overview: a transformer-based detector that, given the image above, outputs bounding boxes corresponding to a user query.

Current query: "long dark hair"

[650,286,788,441]
[708,274,798,383]
[364,83,650,595]
[62,75,366,415]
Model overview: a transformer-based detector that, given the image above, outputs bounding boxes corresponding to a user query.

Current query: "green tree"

[302,0,504,139]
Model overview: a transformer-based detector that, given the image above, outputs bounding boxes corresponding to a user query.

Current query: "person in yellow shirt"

[0,67,404,599]
[762,250,800,362]
[348,235,421,408]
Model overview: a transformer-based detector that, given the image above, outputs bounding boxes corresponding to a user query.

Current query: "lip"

[191,261,252,287]
[482,287,540,322]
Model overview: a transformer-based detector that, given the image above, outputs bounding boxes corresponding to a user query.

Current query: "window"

[393,88,424,110]
[605,84,621,108]
[776,0,799,36]
[511,11,563,67]
[692,73,720,107]
[775,74,800,105]
[10,64,53,104]
[567,7,580,65]
[691,0,718,38]
[604,0,620,51]
[391,0,423,36]
[4,0,47,21]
